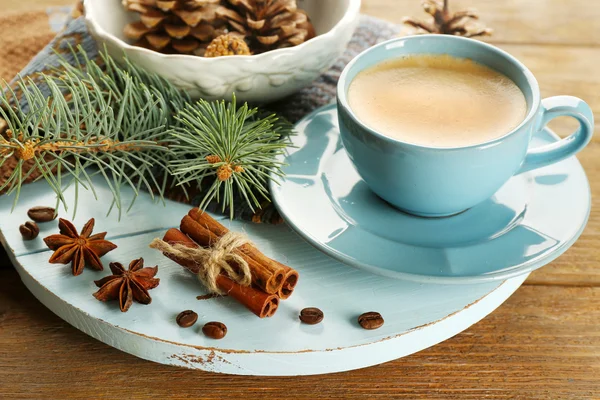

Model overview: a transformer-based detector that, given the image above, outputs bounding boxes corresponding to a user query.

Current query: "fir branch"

[169,95,291,219]
[1,46,292,220]
[50,44,190,123]
[0,46,181,217]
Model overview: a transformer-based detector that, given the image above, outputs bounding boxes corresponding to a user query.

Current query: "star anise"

[403,0,492,38]
[93,258,160,312]
[43,218,117,276]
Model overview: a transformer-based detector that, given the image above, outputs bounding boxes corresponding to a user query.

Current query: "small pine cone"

[217,164,233,181]
[205,34,251,57]
[402,0,492,38]
[206,154,222,163]
[16,140,36,161]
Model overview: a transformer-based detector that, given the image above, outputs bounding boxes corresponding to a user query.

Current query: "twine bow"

[149,232,252,294]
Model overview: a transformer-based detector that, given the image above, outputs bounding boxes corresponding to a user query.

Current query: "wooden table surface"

[1,1,599,398]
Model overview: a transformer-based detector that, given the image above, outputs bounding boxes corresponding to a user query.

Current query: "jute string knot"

[149,232,252,294]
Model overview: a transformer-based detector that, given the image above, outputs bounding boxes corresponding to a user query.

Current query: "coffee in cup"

[347,54,527,148]
[336,35,593,217]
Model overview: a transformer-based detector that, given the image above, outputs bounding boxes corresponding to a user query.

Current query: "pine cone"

[216,0,316,54]
[123,0,228,55]
[205,34,252,57]
[402,0,492,38]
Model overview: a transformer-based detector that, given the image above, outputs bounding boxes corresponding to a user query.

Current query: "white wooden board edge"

[5,233,526,375]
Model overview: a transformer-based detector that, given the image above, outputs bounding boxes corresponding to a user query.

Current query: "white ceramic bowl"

[84,0,361,102]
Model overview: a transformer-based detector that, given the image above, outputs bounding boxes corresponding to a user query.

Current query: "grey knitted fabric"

[10,13,400,222]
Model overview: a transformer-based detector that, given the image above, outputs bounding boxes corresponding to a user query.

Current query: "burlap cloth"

[0,3,400,223]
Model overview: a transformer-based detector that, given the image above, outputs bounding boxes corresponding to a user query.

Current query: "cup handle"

[520,96,594,172]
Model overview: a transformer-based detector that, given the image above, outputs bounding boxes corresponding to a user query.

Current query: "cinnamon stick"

[160,229,201,273]
[161,228,279,318]
[278,265,299,300]
[181,214,285,295]
[187,208,293,294]
[216,275,279,318]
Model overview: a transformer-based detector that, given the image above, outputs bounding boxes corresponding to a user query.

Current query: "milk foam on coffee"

[347,54,527,147]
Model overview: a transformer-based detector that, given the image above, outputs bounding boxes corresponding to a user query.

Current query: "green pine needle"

[169,95,291,219]
[0,46,183,218]
[0,45,292,219]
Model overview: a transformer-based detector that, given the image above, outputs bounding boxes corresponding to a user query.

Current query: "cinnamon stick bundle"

[185,208,298,296]
[180,215,272,289]
[162,228,279,318]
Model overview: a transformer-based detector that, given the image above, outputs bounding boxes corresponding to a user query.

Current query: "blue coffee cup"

[336,35,594,217]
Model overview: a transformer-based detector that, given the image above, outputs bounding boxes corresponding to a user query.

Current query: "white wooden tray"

[0,176,526,375]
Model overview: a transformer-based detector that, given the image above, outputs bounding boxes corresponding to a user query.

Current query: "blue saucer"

[270,104,591,283]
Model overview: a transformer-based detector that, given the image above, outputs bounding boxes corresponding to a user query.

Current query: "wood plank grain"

[0,10,56,81]
[1,269,598,399]
[0,0,599,396]
[362,0,600,46]
[0,0,71,12]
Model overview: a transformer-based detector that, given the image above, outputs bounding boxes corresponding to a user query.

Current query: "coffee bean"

[299,307,324,325]
[19,221,39,240]
[27,206,56,223]
[176,310,198,328]
[358,311,384,330]
[202,321,227,339]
